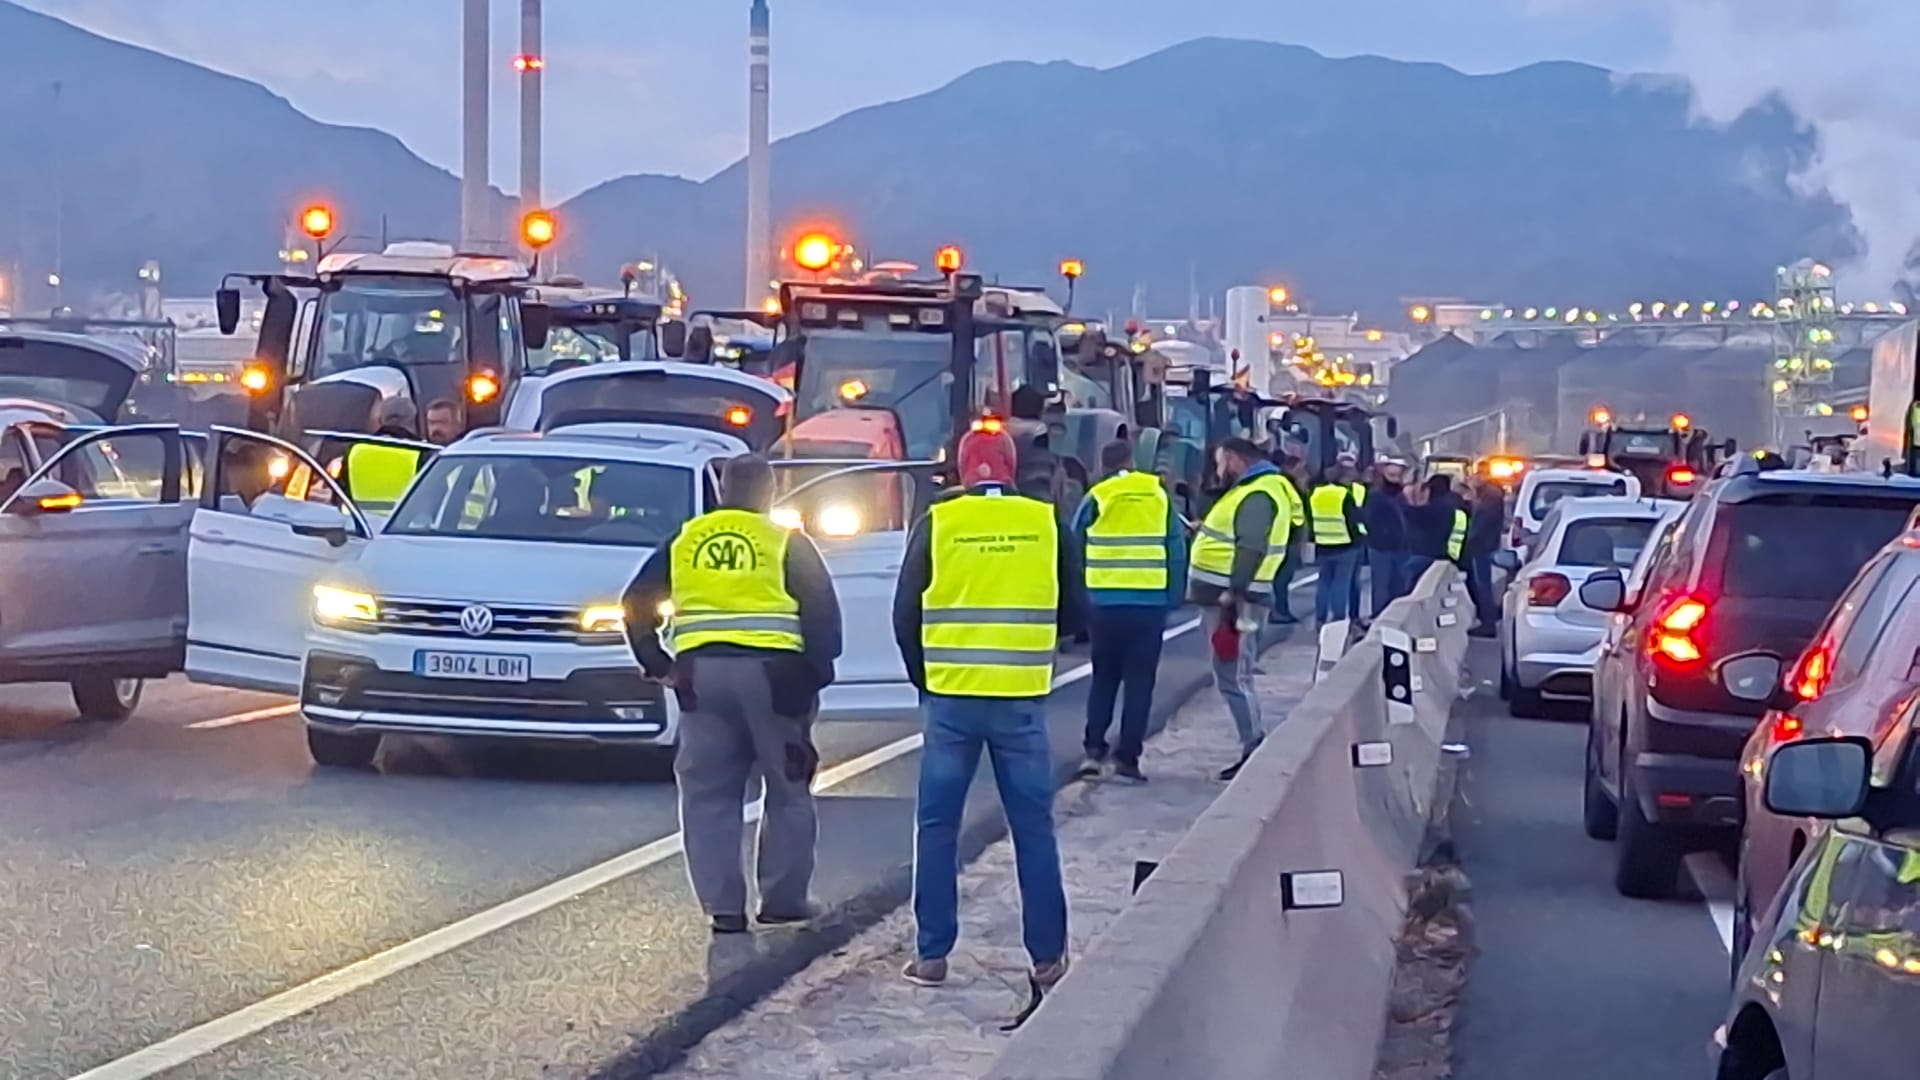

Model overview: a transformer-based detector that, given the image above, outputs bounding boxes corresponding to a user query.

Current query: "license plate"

[415,651,531,683]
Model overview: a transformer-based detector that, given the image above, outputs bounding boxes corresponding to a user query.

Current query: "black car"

[1581,462,1920,898]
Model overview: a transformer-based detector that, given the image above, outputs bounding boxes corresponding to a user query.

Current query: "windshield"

[1715,498,1919,602]
[1556,518,1656,568]
[387,454,693,548]
[795,330,954,461]
[1529,478,1627,519]
[529,324,658,373]
[1166,395,1208,442]
[313,278,464,379]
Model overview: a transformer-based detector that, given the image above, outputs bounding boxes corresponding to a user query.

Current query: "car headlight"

[817,502,862,537]
[579,604,626,634]
[770,506,804,531]
[313,585,378,623]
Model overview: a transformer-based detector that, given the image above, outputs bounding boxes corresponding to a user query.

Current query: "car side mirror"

[660,320,688,359]
[1492,549,1521,573]
[521,302,551,351]
[1578,570,1625,612]
[252,495,352,548]
[7,478,83,516]
[1763,737,1871,819]
[1719,651,1784,702]
[216,287,242,335]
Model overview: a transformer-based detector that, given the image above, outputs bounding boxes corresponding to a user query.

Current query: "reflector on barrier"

[1381,626,1416,726]
[1280,870,1345,910]
[1352,741,1393,767]
[1438,612,1460,628]
[1315,620,1350,682]
[1416,637,1439,653]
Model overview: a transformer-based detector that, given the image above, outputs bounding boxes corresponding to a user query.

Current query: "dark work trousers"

[1466,553,1499,626]
[1082,604,1166,767]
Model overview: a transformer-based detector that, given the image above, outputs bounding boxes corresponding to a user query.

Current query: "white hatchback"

[1509,467,1642,557]
[1497,495,1681,717]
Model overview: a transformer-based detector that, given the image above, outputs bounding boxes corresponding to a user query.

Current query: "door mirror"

[216,287,242,336]
[8,478,83,516]
[1763,737,1871,819]
[252,495,352,548]
[1491,549,1521,574]
[660,320,688,359]
[1578,569,1626,612]
[522,302,551,351]
[1719,651,1784,702]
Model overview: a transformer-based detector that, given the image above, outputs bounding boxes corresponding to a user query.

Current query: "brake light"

[1790,646,1831,702]
[1528,572,1571,607]
[1667,465,1697,486]
[1769,713,1805,745]
[1651,596,1708,664]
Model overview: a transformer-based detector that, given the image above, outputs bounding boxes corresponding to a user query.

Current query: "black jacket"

[1362,489,1409,552]
[1466,497,1506,557]
[1407,494,1467,561]
[892,483,1084,692]
[622,508,844,704]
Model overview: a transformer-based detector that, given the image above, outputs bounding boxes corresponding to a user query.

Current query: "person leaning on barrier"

[1188,436,1293,781]
[893,423,1081,994]
[622,453,844,936]
[1073,438,1187,784]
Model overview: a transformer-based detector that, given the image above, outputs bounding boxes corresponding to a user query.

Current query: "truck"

[215,241,552,439]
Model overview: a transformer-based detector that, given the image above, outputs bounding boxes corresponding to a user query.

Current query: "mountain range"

[0,0,1856,318]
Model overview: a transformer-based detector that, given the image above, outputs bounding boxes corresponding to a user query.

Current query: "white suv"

[185,425,750,768]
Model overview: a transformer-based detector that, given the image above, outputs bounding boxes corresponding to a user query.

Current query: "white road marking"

[186,704,298,730]
[70,613,1226,1078]
[1685,852,1738,956]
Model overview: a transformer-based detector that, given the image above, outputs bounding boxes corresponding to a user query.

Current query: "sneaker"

[902,957,949,986]
[756,901,824,927]
[1217,756,1249,782]
[1468,623,1498,639]
[1075,756,1107,780]
[1269,610,1299,625]
[1032,954,1071,989]
[710,914,750,935]
[1112,760,1148,784]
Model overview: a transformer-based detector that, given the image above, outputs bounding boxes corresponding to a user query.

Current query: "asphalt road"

[0,593,1289,1079]
[1450,641,1736,1079]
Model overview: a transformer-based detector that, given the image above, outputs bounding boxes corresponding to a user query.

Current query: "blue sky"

[20,0,1664,199]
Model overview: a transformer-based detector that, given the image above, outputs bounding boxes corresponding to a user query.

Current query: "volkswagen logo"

[459,605,495,638]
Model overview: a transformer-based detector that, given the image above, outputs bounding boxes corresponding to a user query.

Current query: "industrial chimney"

[744,0,772,306]
[461,0,491,250]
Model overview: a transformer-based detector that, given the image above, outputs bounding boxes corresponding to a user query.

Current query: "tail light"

[1768,713,1805,745]
[1528,572,1571,607]
[1667,464,1697,486]
[1790,646,1831,702]
[1650,596,1709,664]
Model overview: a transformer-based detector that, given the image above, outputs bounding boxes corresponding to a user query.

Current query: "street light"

[1409,304,1432,323]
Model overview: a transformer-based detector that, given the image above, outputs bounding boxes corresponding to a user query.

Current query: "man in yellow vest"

[893,424,1081,994]
[1188,437,1293,780]
[1310,464,1367,625]
[623,454,843,935]
[1073,439,1187,783]
[1268,453,1310,625]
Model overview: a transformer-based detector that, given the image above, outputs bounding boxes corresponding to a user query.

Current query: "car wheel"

[1498,657,1513,701]
[1508,683,1548,719]
[1582,721,1618,841]
[71,677,142,722]
[1615,767,1682,899]
[306,727,381,770]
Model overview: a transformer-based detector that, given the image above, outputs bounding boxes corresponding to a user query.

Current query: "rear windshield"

[536,373,782,450]
[1716,497,1919,601]
[1529,478,1628,519]
[1557,518,1656,568]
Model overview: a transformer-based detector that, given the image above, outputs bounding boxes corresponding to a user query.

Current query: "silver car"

[1497,496,1681,717]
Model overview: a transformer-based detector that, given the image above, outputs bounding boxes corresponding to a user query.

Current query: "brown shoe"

[902,957,949,987]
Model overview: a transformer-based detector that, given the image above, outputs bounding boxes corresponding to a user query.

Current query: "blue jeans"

[1405,554,1436,590]
[1467,553,1498,625]
[1314,546,1360,622]
[913,694,1068,967]
[1084,604,1165,766]
[1368,547,1405,617]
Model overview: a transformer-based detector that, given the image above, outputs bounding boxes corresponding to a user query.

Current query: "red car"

[1733,530,1920,966]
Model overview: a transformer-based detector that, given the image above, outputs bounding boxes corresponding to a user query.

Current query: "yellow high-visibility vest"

[922,492,1060,698]
[1310,484,1355,546]
[344,442,423,513]
[1190,473,1292,595]
[668,509,803,653]
[1281,477,1306,529]
[1447,508,1468,561]
[1085,471,1171,591]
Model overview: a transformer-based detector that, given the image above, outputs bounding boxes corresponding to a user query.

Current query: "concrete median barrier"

[985,565,1470,1080]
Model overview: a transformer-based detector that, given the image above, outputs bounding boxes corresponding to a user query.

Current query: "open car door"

[770,458,939,717]
[185,427,375,696]
[0,424,190,681]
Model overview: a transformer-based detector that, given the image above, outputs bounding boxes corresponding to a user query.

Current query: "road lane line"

[1685,852,1737,955]
[69,614,1221,1079]
[186,704,298,730]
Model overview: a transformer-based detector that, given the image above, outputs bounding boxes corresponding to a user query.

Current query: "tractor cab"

[521,279,664,374]
[1275,398,1397,483]
[216,242,550,441]
[1578,409,1734,499]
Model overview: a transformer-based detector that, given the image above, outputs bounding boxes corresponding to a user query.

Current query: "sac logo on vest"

[692,529,765,572]
[669,510,802,654]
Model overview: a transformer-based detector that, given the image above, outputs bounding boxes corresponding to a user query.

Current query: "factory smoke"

[1552,0,1920,295]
